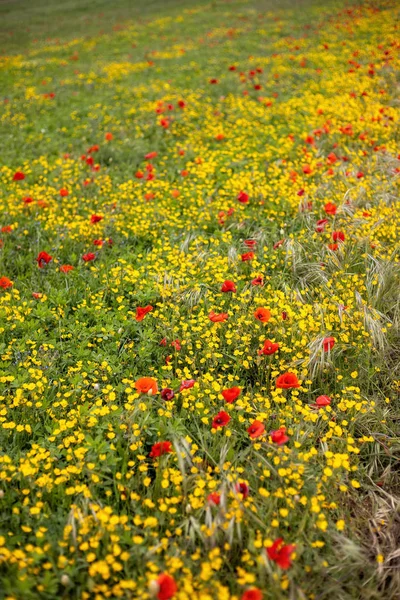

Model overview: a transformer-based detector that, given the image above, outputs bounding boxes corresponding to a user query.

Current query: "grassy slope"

[0,0,399,599]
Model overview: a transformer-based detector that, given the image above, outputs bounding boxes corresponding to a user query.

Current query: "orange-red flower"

[247,420,265,439]
[136,305,153,321]
[221,387,241,403]
[323,336,335,352]
[91,214,103,224]
[332,231,345,242]
[209,311,228,322]
[237,190,249,204]
[207,492,221,505]
[13,171,25,181]
[324,202,337,215]
[266,538,295,569]
[149,441,172,459]
[221,280,236,293]
[258,339,279,355]
[235,482,249,498]
[36,251,52,268]
[241,252,254,262]
[270,427,289,445]
[135,377,158,395]
[276,372,300,389]
[254,307,271,323]
[212,411,230,428]
[154,573,177,599]
[0,276,13,289]
[241,589,263,600]
[314,395,331,407]
[59,265,74,273]
[82,252,96,262]
[316,218,328,232]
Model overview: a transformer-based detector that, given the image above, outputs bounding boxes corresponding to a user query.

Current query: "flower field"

[0,0,399,598]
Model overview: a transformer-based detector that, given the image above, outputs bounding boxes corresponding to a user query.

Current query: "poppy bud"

[148,580,160,598]
[161,388,175,401]
[61,574,70,586]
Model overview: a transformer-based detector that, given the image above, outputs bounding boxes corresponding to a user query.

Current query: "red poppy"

[23,196,34,204]
[235,482,249,498]
[59,188,69,197]
[315,218,328,232]
[254,307,271,323]
[266,538,295,569]
[13,171,25,181]
[221,387,241,403]
[221,280,236,293]
[241,252,254,262]
[59,265,74,273]
[159,338,167,346]
[270,427,289,445]
[105,132,113,141]
[237,191,249,204]
[209,311,228,322]
[145,151,158,160]
[244,239,256,248]
[251,276,263,286]
[135,377,158,395]
[276,373,300,389]
[90,214,103,224]
[161,388,175,401]
[149,442,172,459]
[241,589,263,600]
[207,492,221,505]
[209,78,218,84]
[332,231,345,242]
[0,276,13,289]
[179,379,196,391]
[322,336,335,352]
[273,239,285,249]
[258,339,279,355]
[316,395,331,406]
[1,226,12,233]
[135,305,153,321]
[328,243,338,251]
[247,420,265,439]
[82,252,96,262]
[32,292,42,299]
[135,170,144,179]
[155,573,177,600]
[170,340,181,351]
[324,202,337,215]
[212,411,230,429]
[36,251,52,268]
[93,239,103,247]
[302,164,312,174]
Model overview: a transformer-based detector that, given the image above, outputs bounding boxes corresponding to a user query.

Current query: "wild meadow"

[0,0,399,598]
